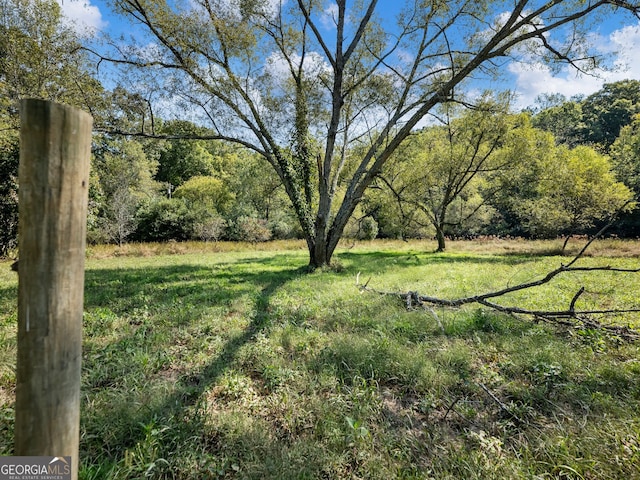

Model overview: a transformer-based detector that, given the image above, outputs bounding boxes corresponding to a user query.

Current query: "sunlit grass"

[0,239,639,479]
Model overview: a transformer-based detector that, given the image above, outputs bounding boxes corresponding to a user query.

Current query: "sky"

[56,0,640,109]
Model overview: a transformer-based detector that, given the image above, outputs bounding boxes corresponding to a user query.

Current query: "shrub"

[228,216,272,242]
[0,136,18,257]
[193,215,227,242]
[133,198,197,241]
[346,216,379,240]
[358,216,379,240]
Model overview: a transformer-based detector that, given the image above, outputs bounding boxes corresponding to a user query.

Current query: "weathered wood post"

[14,99,92,480]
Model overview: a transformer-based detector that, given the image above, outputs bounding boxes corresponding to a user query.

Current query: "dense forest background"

[2,0,640,257]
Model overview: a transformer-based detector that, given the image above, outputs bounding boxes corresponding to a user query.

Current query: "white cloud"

[56,0,106,36]
[320,3,339,30]
[265,50,331,80]
[509,61,603,107]
[509,21,640,108]
[608,24,640,80]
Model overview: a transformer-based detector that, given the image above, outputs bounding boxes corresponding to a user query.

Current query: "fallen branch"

[359,278,640,340]
[357,215,640,341]
[477,382,524,425]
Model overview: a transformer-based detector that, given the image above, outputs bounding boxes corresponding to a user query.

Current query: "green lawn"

[1,239,639,479]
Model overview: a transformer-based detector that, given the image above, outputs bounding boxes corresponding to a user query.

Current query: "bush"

[358,216,379,240]
[0,136,19,257]
[345,216,379,240]
[133,198,197,242]
[193,215,227,242]
[227,216,272,242]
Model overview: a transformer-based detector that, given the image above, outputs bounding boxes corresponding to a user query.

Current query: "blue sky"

[57,0,640,109]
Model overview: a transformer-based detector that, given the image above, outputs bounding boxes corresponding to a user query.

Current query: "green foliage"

[155,121,225,187]
[192,215,227,242]
[608,115,640,235]
[556,146,633,228]
[0,0,103,109]
[157,141,215,187]
[173,175,234,215]
[0,0,104,254]
[99,0,640,267]
[133,198,197,242]
[610,114,640,195]
[99,86,152,133]
[344,214,380,241]
[230,154,300,239]
[376,98,511,248]
[533,80,640,151]
[532,99,584,148]
[490,118,633,238]
[581,80,640,150]
[91,136,160,245]
[357,216,379,241]
[0,131,18,256]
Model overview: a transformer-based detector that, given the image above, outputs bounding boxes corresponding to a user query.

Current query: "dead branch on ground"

[357,219,640,341]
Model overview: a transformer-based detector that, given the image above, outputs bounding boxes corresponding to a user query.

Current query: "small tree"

[92,135,160,244]
[228,216,272,243]
[193,215,227,242]
[378,99,511,251]
[555,146,634,248]
[101,186,138,246]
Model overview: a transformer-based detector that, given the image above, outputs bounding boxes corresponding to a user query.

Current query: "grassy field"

[1,239,639,479]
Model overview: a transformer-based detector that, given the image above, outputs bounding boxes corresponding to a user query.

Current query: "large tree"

[531,80,640,151]
[610,114,640,195]
[0,0,103,256]
[94,0,640,268]
[532,98,585,148]
[581,79,640,150]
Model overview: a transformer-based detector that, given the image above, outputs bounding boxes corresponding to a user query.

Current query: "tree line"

[2,0,640,264]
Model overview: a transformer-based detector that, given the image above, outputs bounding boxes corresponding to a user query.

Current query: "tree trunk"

[433,203,451,252]
[307,236,332,269]
[308,245,326,270]
[435,226,446,252]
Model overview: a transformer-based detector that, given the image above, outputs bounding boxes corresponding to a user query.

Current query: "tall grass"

[0,239,639,479]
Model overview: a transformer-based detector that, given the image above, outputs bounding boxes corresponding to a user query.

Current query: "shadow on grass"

[79,257,308,474]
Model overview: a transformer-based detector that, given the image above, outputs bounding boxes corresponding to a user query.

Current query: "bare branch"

[358,211,640,341]
[569,286,585,313]
[477,382,524,424]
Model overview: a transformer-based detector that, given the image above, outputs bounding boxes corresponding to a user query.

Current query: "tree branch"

[358,210,640,341]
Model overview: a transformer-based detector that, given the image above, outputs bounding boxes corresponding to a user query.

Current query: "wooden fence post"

[14,99,92,480]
